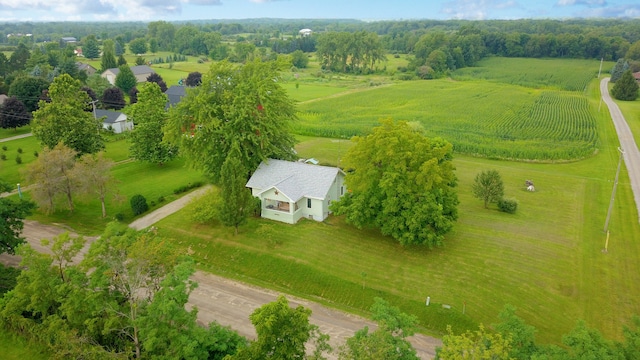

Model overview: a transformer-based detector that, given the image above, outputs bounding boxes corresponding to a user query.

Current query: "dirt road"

[4,202,441,359]
[600,78,640,223]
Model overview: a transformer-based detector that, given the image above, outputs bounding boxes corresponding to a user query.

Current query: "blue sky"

[0,0,639,22]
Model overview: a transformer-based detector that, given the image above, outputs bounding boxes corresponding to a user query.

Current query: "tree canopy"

[218,145,253,234]
[0,181,35,255]
[82,35,100,59]
[31,74,104,155]
[472,169,505,209]
[165,59,297,182]
[612,70,639,101]
[100,39,117,71]
[8,76,50,112]
[115,65,137,93]
[332,119,459,247]
[126,82,177,165]
[0,96,31,130]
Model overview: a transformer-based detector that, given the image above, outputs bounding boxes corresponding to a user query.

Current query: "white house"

[299,28,313,37]
[95,109,133,134]
[101,65,155,85]
[246,159,346,224]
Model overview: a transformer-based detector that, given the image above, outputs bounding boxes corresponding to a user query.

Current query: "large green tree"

[8,76,50,112]
[127,82,177,165]
[228,295,330,359]
[100,39,117,71]
[128,38,148,55]
[612,70,639,101]
[31,74,104,155]
[82,35,100,59]
[332,119,459,247]
[218,145,253,234]
[114,65,137,93]
[436,325,512,359]
[166,59,297,182]
[339,298,419,360]
[472,169,504,209]
[0,181,35,255]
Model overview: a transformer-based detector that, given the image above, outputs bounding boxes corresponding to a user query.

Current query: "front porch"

[261,198,302,224]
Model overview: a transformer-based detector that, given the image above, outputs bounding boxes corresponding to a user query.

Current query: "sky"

[0,0,639,22]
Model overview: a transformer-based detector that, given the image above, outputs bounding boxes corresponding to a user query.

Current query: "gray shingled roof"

[246,159,343,201]
[165,85,186,109]
[95,109,124,124]
[105,65,155,76]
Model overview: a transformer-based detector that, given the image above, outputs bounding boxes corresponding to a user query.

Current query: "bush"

[173,181,204,195]
[157,195,165,203]
[114,213,125,222]
[33,151,38,157]
[130,194,149,216]
[1,145,6,151]
[498,197,518,214]
[15,156,22,164]
[0,154,5,161]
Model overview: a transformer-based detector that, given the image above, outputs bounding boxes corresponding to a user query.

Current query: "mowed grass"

[452,57,612,91]
[0,125,31,139]
[0,327,50,360]
[295,79,598,160]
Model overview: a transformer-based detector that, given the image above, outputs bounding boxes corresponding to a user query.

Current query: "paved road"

[3,192,441,359]
[600,78,640,223]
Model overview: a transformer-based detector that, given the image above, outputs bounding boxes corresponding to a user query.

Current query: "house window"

[341,186,344,195]
[307,198,312,208]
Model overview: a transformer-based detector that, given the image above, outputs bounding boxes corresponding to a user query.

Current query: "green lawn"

[150,75,640,345]
[0,327,50,360]
[0,125,31,139]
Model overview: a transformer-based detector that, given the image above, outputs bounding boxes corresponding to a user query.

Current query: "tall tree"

[0,181,35,255]
[165,59,297,183]
[612,70,639,101]
[86,74,112,99]
[0,96,31,130]
[472,169,504,209]
[229,295,330,360]
[339,298,419,360]
[332,119,459,247]
[610,58,630,83]
[31,74,104,155]
[117,54,127,66]
[127,82,177,165]
[115,65,137,93]
[8,76,50,112]
[128,38,148,55]
[82,35,100,60]
[493,305,538,360]
[9,43,30,73]
[73,152,119,218]
[100,39,117,71]
[218,145,253,234]
[22,143,79,213]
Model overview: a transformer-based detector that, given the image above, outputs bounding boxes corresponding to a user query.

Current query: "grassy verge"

[0,125,31,139]
[0,327,50,360]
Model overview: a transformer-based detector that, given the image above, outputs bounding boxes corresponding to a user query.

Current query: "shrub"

[1,145,6,151]
[114,213,124,222]
[0,154,5,161]
[498,197,518,214]
[173,181,204,195]
[17,147,22,154]
[157,195,165,203]
[33,151,38,157]
[15,155,22,164]
[130,194,149,216]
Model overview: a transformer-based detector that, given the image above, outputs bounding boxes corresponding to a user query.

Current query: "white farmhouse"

[246,159,346,224]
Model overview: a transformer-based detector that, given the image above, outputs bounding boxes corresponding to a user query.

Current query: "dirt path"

[0,132,32,142]
[600,78,640,223]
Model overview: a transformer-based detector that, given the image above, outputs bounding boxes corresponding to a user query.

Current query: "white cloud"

[557,0,606,6]
[442,0,519,19]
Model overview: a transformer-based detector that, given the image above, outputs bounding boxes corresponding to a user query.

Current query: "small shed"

[101,65,156,85]
[95,109,133,134]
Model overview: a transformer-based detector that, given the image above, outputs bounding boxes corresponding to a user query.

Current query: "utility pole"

[598,57,604,78]
[603,147,625,247]
[90,99,99,134]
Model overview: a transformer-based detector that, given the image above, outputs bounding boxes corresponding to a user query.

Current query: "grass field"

[0,125,31,139]
[0,328,50,359]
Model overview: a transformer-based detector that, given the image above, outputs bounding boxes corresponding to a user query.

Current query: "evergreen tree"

[610,58,630,83]
[117,54,127,66]
[612,70,639,101]
[218,145,252,235]
[100,39,117,71]
[82,35,100,60]
[115,65,137,93]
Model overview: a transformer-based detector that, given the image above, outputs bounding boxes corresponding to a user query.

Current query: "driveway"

[600,78,640,223]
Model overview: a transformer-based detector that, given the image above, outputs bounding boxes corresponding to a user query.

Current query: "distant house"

[101,65,155,85]
[165,85,186,109]
[76,62,97,76]
[246,159,346,224]
[0,94,8,105]
[74,48,83,57]
[60,37,77,47]
[95,109,133,134]
[299,28,313,37]
[633,72,640,84]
